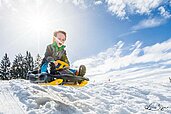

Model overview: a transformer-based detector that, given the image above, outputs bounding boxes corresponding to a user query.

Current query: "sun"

[25,11,50,34]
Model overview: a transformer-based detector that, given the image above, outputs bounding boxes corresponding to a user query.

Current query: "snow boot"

[78,65,86,77]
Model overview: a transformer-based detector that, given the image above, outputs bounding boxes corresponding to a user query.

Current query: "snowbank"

[0,75,171,114]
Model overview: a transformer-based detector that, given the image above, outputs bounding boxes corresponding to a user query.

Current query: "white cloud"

[107,0,127,19]
[94,0,103,5]
[117,30,137,38]
[134,39,171,64]
[72,0,87,8]
[132,18,165,30]
[1,0,171,19]
[73,38,171,75]
[158,6,171,19]
[73,41,124,65]
[106,0,164,19]
[55,0,171,19]
[143,39,171,54]
[130,41,142,56]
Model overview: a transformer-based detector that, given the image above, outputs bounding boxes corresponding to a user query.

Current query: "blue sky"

[0,0,171,63]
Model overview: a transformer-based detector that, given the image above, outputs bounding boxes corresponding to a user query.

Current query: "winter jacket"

[41,42,70,66]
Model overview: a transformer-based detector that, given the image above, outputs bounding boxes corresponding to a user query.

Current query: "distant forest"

[0,51,42,80]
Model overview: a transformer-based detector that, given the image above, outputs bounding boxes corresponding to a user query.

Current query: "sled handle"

[55,60,69,70]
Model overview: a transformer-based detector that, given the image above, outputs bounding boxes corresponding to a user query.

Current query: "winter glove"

[53,61,59,66]
[46,56,55,62]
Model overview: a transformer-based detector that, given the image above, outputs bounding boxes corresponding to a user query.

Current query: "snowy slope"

[0,39,171,114]
[0,76,171,114]
[0,81,26,114]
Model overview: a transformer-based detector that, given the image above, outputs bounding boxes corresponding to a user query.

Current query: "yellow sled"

[28,60,89,87]
[39,79,88,87]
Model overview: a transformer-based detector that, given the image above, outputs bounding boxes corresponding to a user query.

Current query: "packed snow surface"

[0,74,171,114]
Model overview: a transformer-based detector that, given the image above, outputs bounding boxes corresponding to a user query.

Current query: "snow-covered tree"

[34,54,42,70]
[25,51,34,72]
[0,53,11,80]
[11,54,27,79]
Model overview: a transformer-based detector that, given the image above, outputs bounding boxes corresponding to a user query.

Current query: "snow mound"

[0,76,170,114]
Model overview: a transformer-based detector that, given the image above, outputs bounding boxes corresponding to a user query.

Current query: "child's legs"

[41,62,48,73]
[69,69,78,75]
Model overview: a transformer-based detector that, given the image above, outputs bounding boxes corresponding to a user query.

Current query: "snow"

[0,40,171,114]
[0,76,171,114]
[0,81,26,114]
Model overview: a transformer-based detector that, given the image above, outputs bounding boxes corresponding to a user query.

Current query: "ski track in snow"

[0,81,26,114]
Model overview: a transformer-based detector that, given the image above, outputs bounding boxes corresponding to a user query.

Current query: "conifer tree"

[25,51,34,72]
[0,53,11,80]
[34,54,42,70]
[11,54,27,79]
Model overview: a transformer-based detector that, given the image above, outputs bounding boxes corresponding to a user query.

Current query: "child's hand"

[53,61,58,66]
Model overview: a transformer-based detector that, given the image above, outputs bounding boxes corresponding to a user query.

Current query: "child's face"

[56,32,66,47]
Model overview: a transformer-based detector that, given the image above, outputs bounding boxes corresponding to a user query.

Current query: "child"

[41,30,86,76]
